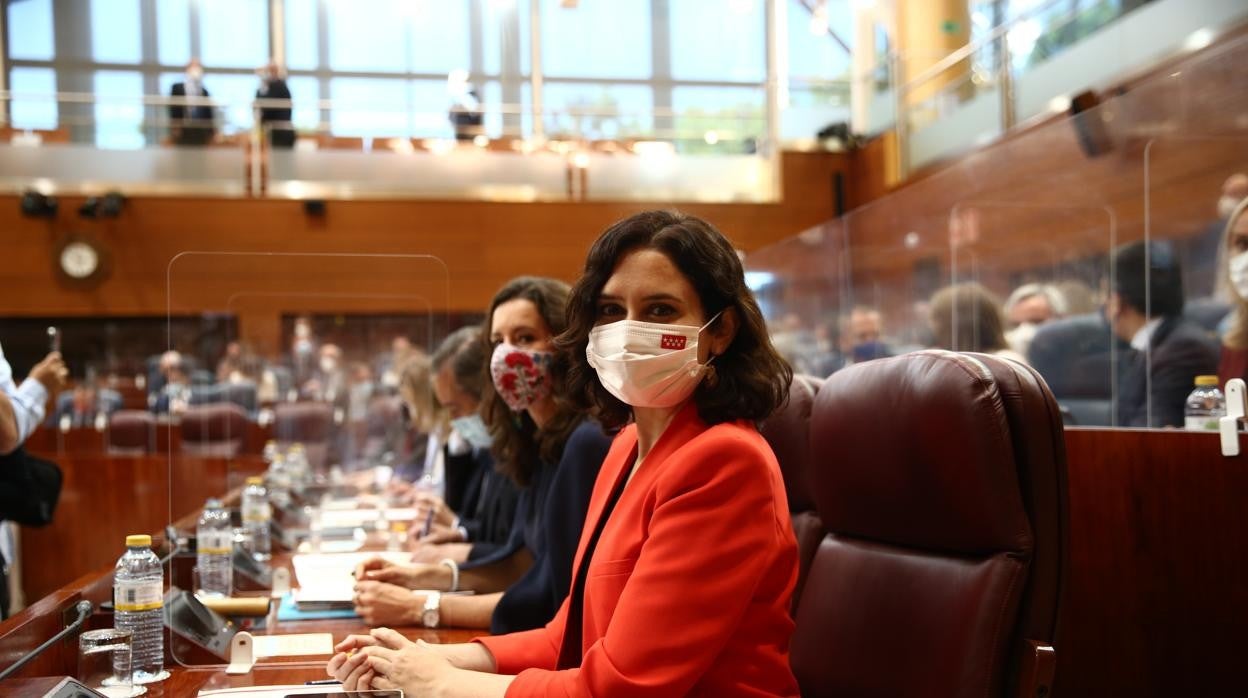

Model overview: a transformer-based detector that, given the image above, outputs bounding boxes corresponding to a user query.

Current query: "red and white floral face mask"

[489,343,554,412]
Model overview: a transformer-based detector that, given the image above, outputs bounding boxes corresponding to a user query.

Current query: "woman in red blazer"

[328,210,799,697]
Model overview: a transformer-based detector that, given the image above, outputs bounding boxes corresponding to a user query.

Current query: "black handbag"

[0,446,62,527]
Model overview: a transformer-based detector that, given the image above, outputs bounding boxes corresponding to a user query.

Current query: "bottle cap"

[393,522,408,532]
[246,476,264,485]
[1195,375,1219,387]
[126,534,152,547]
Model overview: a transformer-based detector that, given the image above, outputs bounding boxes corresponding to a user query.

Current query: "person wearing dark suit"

[169,59,215,146]
[256,61,295,149]
[1108,241,1219,428]
[328,211,800,697]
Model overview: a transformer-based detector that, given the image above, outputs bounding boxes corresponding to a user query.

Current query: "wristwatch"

[421,591,442,629]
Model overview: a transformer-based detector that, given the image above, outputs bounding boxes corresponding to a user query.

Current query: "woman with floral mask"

[350,277,614,637]
[1218,197,1248,384]
[328,211,799,697]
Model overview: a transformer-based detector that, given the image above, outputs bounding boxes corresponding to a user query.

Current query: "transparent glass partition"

[944,202,1119,427]
[744,218,849,378]
[165,252,449,669]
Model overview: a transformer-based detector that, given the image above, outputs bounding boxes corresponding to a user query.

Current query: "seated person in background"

[1003,282,1067,358]
[330,211,800,696]
[152,359,192,415]
[215,341,244,383]
[1217,197,1248,385]
[351,277,613,634]
[303,343,346,404]
[1183,173,1248,298]
[929,282,1028,364]
[842,305,891,363]
[376,336,415,393]
[1109,240,1219,427]
[403,327,519,563]
[169,58,215,146]
[51,383,122,429]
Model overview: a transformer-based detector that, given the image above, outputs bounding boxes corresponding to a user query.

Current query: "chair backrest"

[273,401,335,468]
[759,374,826,615]
[107,409,155,455]
[760,374,823,515]
[190,382,258,415]
[179,403,250,458]
[791,351,1067,698]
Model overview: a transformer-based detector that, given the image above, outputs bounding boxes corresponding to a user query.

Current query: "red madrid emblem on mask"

[660,334,687,350]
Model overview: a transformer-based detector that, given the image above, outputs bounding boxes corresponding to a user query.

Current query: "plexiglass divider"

[165,252,449,669]
[746,33,1248,430]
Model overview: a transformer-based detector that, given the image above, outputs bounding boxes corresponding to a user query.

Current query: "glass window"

[542,82,653,139]
[8,0,54,60]
[787,0,851,79]
[287,76,321,131]
[409,2,470,74]
[483,0,531,76]
[411,79,454,137]
[327,0,406,72]
[9,68,58,130]
[157,0,192,66]
[672,85,766,149]
[94,71,146,150]
[200,0,269,68]
[670,0,765,82]
[330,77,410,137]
[91,0,142,63]
[285,0,319,70]
[541,0,650,79]
[203,73,264,132]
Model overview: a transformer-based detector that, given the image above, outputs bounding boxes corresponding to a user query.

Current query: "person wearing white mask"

[1218,196,1248,385]
[327,211,800,697]
[169,58,215,146]
[349,277,613,638]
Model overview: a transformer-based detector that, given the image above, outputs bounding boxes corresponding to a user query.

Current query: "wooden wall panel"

[0,151,846,323]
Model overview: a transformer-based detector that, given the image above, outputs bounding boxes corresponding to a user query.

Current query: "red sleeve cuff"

[475,629,559,676]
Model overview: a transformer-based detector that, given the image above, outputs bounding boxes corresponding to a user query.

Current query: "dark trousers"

[1,550,9,620]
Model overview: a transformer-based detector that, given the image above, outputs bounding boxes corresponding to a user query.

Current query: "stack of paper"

[290,552,412,611]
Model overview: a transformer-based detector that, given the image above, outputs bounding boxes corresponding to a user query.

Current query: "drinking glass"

[78,628,146,697]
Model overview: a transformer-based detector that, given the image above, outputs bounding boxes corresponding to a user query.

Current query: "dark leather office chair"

[180,403,250,458]
[759,373,825,614]
[791,351,1067,698]
[107,409,155,455]
[274,402,334,468]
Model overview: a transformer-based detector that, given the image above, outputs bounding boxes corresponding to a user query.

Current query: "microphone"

[0,600,93,681]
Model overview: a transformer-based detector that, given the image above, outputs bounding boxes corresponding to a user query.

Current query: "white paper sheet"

[252,633,335,658]
[290,551,413,601]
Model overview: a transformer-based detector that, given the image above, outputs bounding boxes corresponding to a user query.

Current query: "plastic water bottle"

[1185,375,1226,431]
[113,534,167,684]
[196,499,233,597]
[242,477,272,561]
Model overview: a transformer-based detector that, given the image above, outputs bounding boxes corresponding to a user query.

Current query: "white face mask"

[1229,250,1248,300]
[586,312,722,409]
[187,66,204,82]
[1219,196,1242,220]
[319,356,337,374]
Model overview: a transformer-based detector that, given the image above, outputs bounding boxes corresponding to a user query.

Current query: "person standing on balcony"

[169,58,216,146]
[256,61,295,149]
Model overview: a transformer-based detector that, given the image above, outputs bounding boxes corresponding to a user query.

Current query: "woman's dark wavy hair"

[556,210,791,429]
[481,276,583,487]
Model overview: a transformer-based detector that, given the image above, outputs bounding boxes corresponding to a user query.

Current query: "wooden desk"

[25,421,274,457]
[18,454,267,601]
[0,547,484,695]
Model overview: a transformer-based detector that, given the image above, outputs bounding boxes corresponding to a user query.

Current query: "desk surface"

[1,533,486,694]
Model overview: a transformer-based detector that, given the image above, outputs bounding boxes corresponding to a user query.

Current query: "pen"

[305,678,342,685]
[421,506,434,537]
